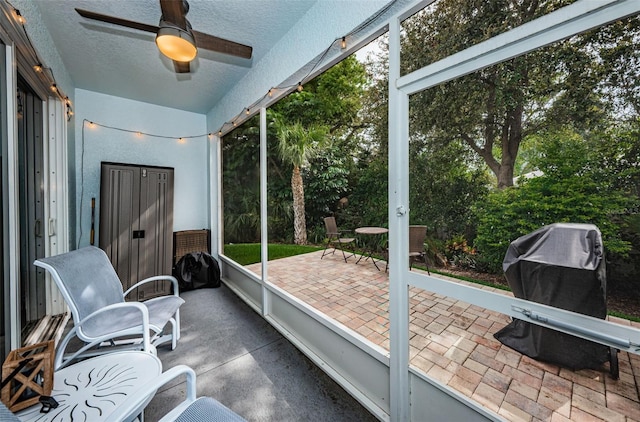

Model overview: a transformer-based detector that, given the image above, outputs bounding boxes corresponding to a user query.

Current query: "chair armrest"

[124,275,180,298]
[56,302,151,369]
[105,365,196,422]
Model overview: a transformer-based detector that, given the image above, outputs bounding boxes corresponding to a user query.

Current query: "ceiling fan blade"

[159,0,187,28]
[193,31,252,59]
[76,9,159,34]
[173,61,190,73]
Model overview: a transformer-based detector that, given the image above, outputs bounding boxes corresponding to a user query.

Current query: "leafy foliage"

[474,129,636,272]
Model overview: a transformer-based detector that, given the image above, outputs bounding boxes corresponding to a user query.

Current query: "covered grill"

[494,223,617,375]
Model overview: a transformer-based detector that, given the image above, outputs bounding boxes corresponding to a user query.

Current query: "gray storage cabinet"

[99,162,174,300]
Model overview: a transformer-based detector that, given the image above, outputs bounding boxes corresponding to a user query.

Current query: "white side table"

[17,351,162,421]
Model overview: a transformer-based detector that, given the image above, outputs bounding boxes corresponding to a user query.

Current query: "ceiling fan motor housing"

[155,19,197,62]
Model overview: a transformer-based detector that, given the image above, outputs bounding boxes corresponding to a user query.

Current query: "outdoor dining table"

[16,351,162,421]
[355,226,389,271]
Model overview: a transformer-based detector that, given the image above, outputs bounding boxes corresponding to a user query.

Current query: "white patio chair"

[34,246,184,366]
[107,365,247,422]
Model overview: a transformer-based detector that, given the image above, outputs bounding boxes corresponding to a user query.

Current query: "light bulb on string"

[33,64,43,73]
[341,37,347,49]
[50,84,58,93]
[268,88,274,97]
[14,10,25,24]
[297,82,303,92]
[245,108,250,115]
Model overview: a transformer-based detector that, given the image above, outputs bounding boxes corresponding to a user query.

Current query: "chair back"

[409,225,427,254]
[324,216,339,236]
[35,246,125,324]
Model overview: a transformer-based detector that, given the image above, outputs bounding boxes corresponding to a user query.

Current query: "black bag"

[173,251,221,292]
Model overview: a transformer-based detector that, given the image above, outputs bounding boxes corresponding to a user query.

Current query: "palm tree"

[273,117,328,245]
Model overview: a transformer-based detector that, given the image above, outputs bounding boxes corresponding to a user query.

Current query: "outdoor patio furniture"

[8,339,245,422]
[15,350,163,421]
[409,225,430,274]
[34,246,184,365]
[321,217,357,263]
[383,225,430,273]
[110,365,247,422]
[355,226,389,271]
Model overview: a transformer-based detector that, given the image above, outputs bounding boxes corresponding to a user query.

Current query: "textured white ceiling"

[34,0,318,113]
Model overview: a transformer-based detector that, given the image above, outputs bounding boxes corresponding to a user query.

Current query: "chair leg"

[423,254,430,275]
[170,317,177,350]
[336,241,355,263]
[321,238,336,259]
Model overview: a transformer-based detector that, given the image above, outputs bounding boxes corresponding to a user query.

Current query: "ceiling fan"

[75,0,252,73]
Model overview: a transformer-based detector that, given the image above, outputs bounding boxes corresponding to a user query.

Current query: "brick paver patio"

[246,250,640,421]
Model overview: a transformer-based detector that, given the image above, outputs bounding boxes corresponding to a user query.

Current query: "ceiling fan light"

[155,23,197,62]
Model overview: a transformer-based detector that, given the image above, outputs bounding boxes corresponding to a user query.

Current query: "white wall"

[74,89,208,248]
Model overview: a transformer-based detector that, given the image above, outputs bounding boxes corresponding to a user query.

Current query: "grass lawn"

[223,243,322,265]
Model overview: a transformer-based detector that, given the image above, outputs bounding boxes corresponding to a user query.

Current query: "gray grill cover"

[494,223,609,370]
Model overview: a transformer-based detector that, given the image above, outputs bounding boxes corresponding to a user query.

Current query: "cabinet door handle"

[34,219,41,237]
[133,230,146,239]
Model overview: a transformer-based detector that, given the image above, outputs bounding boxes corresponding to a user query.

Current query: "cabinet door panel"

[99,164,141,299]
[138,168,174,299]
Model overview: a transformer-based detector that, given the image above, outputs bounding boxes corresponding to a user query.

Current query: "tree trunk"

[291,166,307,245]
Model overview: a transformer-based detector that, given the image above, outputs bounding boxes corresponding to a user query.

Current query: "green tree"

[273,117,329,245]
[402,0,638,189]
[222,118,261,243]
[268,56,369,241]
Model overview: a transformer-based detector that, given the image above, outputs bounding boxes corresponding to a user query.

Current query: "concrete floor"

[144,284,378,422]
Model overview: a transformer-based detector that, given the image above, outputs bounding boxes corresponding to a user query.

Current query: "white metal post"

[388,13,410,422]
[210,134,221,259]
[260,107,270,315]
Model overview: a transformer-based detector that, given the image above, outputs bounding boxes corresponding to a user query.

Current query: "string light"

[82,119,209,141]
[5,3,73,120]
[245,108,250,115]
[212,0,398,139]
[14,9,25,24]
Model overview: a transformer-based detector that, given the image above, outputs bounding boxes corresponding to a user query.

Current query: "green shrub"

[473,131,634,273]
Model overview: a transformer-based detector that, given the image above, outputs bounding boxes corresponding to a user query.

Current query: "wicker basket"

[173,229,210,264]
[1,340,54,412]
